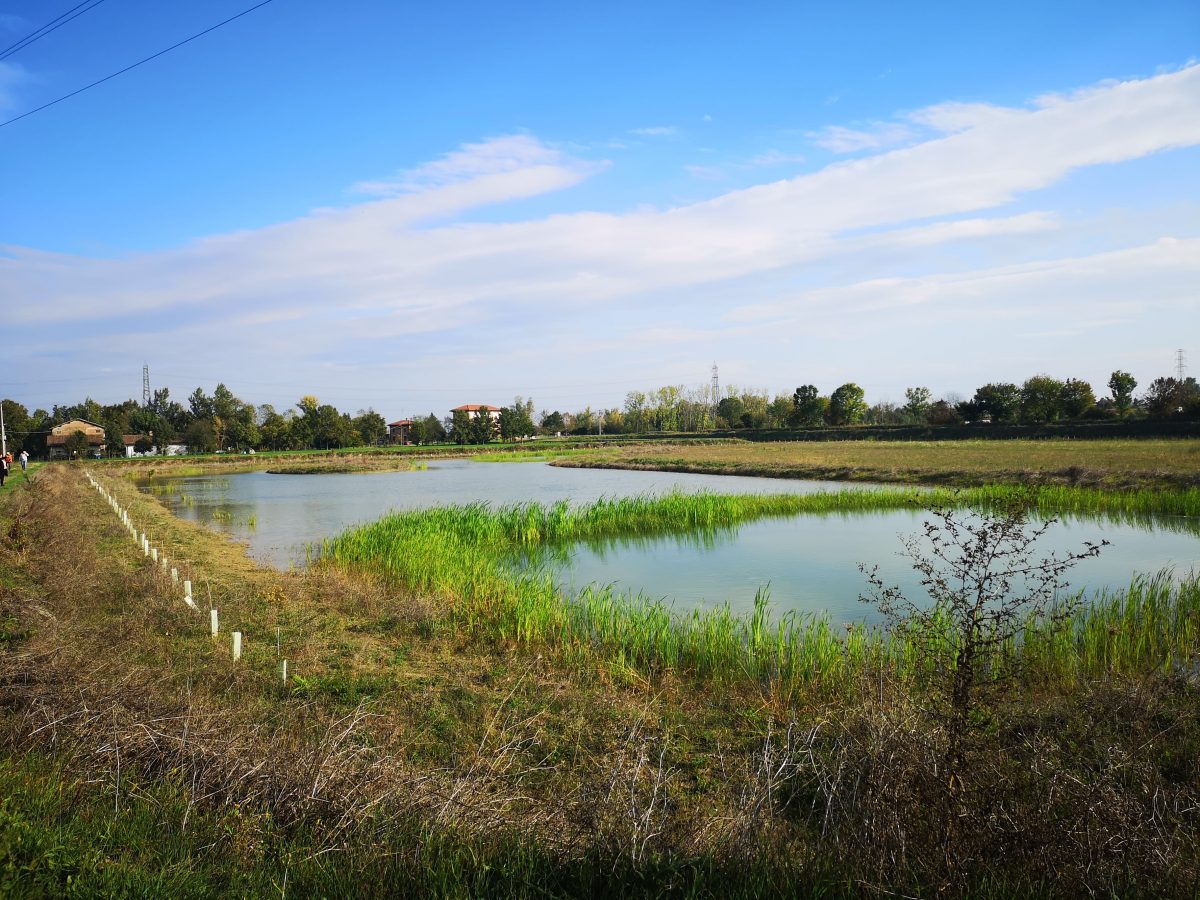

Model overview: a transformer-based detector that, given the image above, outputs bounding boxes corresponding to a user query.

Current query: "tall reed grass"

[322,487,1200,704]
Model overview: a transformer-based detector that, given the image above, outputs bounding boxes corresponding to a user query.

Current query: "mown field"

[0,461,1197,897]
[554,437,1200,490]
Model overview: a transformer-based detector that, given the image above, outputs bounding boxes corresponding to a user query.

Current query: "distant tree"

[827,383,867,426]
[865,400,906,425]
[602,408,626,434]
[903,386,932,422]
[572,407,595,435]
[1059,378,1096,419]
[1142,377,1200,419]
[468,410,497,444]
[103,420,127,458]
[767,394,794,428]
[716,396,745,429]
[2,400,30,452]
[258,405,295,451]
[540,410,566,434]
[423,413,447,444]
[499,400,535,440]
[623,391,649,434]
[184,419,217,454]
[1019,375,1065,423]
[448,409,471,444]
[791,385,825,427]
[352,410,388,446]
[969,383,1021,423]
[188,387,214,420]
[1107,371,1138,417]
[411,413,447,445]
[134,435,155,454]
[63,430,91,459]
[925,400,962,426]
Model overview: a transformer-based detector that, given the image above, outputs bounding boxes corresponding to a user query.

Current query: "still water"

[144,460,1199,622]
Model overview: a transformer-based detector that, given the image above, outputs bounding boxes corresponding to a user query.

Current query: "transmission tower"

[1176,349,1187,381]
[142,363,151,405]
[711,362,719,409]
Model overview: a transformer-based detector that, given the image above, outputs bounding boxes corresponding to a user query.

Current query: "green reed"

[321,487,1200,705]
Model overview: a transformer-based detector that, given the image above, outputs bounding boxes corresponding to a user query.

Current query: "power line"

[0,0,110,62]
[0,0,278,129]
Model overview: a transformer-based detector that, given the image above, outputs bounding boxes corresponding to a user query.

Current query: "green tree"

[903,386,932,422]
[63,430,91,459]
[791,385,825,427]
[103,421,125,458]
[540,410,566,434]
[468,410,497,444]
[2,400,30,455]
[499,399,535,440]
[258,405,295,451]
[1107,371,1137,417]
[623,391,649,434]
[925,399,962,426]
[184,419,217,454]
[449,409,473,444]
[827,383,867,425]
[188,387,214,420]
[1059,378,1095,419]
[1019,375,1065,423]
[968,383,1021,423]
[572,407,595,435]
[716,396,745,429]
[767,394,794,428]
[421,413,447,444]
[352,410,388,446]
[1142,377,1200,419]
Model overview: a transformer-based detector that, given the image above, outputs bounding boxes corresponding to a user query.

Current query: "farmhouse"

[451,404,501,421]
[46,419,105,459]
[388,419,414,444]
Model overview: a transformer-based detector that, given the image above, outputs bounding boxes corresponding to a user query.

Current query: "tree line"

[2,369,1196,457]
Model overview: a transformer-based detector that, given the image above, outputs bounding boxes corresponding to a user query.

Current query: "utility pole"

[1,400,6,457]
[142,363,151,406]
[711,362,719,419]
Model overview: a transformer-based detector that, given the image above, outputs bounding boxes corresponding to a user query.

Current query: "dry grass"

[556,438,1200,490]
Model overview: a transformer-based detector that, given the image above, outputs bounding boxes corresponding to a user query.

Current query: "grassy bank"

[2,466,1197,896]
[554,437,1200,491]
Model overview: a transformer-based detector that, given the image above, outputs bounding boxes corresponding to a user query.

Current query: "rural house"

[388,419,414,444]
[46,419,105,459]
[450,404,501,421]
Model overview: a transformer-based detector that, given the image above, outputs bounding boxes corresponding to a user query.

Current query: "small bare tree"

[860,497,1106,778]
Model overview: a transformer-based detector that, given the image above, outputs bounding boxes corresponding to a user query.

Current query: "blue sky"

[1,0,1198,417]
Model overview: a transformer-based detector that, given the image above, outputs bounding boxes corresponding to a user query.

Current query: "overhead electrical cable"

[0,0,278,129]
[0,0,111,62]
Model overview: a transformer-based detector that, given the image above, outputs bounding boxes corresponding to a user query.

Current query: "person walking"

[19,450,28,472]
[0,453,8,488]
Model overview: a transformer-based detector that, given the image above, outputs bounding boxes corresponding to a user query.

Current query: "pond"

[143,460,1200,623]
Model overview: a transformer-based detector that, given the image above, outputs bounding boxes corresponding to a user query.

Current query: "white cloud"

[352,134,602,197]
[808,122,916,153]
[747,149,806,167]
[4,67,1200,409]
